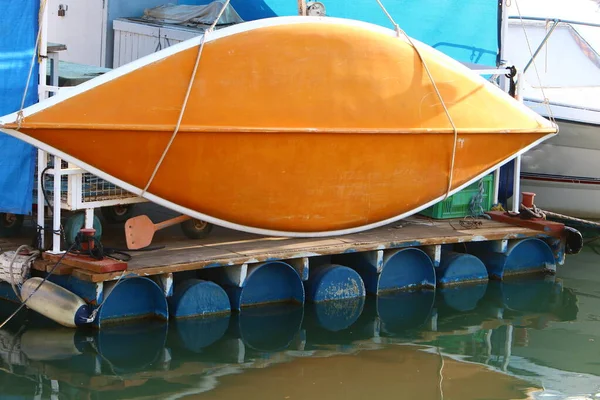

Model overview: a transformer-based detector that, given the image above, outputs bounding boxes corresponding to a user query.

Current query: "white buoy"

[20,278,92,328]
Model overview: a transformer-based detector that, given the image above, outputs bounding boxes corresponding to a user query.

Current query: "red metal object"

[521,192,536,208]
[79,228,96,251]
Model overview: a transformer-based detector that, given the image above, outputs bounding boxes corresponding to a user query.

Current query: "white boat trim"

[0,127,556,237]
[524,99,600,125]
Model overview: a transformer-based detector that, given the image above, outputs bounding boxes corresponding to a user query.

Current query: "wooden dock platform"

[21,216,552,283]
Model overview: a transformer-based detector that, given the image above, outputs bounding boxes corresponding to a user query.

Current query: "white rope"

[142,0,231,195]
[6,245,40,301]
[513,0,556,125]
[375,0,459,199]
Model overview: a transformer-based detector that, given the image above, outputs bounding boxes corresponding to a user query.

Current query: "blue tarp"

[183,0,500,66]
[0,0,39,215]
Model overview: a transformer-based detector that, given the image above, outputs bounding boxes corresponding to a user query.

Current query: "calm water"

[1,248,599,400]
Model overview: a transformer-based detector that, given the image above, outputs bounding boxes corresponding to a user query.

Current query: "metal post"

[84,208,94,230]
[523,20,559,74]
[498,0,510,91]
[511,72,525,213]
[493,168,501,205]
[494,0,510,204]
[51,156,62,253]
[297,0,307,16]
[512,155,522,213]
[38,0,48,101]
[36,0,49,249]
[37,150,47,248]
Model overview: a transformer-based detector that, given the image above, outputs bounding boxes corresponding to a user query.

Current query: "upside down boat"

[0,16,557,237]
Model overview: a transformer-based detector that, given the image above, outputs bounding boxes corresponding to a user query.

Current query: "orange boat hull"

[0,17,556,236]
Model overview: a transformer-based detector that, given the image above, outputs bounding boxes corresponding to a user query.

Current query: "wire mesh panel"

[33,158,144,211]
[80,173,138,203]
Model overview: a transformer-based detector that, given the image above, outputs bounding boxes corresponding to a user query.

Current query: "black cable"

[35,165,66,251]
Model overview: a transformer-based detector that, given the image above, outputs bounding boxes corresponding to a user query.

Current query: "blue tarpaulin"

[0,0,39,215]
[183,0,501,66]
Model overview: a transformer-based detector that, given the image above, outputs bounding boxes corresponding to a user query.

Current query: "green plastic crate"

[419,174,494,219]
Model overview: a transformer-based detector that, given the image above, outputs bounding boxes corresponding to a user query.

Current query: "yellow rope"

[374,0,459,200]
[142,0,231,195]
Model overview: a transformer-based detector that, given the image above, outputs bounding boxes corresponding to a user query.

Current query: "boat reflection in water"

[0,276,582,400]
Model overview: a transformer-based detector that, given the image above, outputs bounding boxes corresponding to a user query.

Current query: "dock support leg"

[152,273,174,298]
[288,257,309,281]
[422,245,441,268]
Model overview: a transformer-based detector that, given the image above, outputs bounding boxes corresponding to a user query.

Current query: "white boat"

[505,13,600,218]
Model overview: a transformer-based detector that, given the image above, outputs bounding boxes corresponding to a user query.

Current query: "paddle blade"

[125,215,156,250]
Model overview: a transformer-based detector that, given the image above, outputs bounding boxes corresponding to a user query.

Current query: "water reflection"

[0,275,590,400]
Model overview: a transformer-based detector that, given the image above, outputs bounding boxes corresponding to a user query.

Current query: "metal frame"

[507,16,600,75]
[35,0,146,254]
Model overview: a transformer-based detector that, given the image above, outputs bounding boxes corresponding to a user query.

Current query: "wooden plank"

[71,220,549,283]
[487,211,564,236]
[33,259,74,275]
[43,253,127,273]
[125,244,240,271]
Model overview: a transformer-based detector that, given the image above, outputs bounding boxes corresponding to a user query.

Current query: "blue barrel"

[305,264,365,302]
[467,238,555,279]
[226,261,305,310]
[96,277,169,327]
[436,252,488,287]
[168,279,230,319]
[333,248,436,295]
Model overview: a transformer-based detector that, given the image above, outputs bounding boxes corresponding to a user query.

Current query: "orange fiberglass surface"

[0,16,557,237]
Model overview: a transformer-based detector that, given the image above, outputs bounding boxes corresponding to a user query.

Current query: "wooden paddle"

[125,214,191,250]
